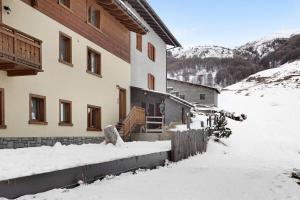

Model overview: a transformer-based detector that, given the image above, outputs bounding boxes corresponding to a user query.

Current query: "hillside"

[167,32,300,88]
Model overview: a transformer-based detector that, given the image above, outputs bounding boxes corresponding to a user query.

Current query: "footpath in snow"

[0,141,171,181]
[13,62,300,200]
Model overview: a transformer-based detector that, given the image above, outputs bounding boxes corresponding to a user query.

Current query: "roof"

[124,0,181,47]
[97,0,148,34]
[131,86,194,108]
[167,78,221,94]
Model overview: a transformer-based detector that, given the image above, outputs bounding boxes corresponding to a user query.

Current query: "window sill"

[86,21,102,33]
[86,70,102,78]
[0,124,7,129]
[87,127,102,132]
[58,2,73,13]
[29,120,48,125]
[58,59,73,67]
[59,122,74,127]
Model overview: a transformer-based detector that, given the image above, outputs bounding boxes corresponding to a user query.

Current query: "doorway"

[119,88,127,122]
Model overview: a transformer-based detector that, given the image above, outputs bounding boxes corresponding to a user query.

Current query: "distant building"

[167,79,220,107]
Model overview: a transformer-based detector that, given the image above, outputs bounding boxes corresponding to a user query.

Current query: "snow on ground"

[0,141,171,181]
[13,63,300,200]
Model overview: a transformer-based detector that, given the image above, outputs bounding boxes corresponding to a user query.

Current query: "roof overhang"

[167,78,221,94]
[124,0,181,47]
[97,0,149,34]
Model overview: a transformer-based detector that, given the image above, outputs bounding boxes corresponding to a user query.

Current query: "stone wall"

[0,137,104,149]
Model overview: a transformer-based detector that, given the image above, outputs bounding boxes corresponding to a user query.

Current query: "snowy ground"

[0,141,171,181]
[4,63,300,200]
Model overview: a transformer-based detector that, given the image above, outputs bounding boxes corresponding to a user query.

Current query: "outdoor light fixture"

[3,6,11,14]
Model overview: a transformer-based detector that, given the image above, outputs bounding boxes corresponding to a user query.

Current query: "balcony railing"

[0,23,42,76]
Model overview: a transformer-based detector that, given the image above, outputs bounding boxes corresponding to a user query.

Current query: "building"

[0,0,148,148]
[167,79,220,107]
[123,0,181,130]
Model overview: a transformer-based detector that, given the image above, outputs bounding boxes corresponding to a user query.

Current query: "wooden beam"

[7,70,38,76]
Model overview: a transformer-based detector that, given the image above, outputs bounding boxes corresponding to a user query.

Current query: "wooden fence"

[171,129,208,162]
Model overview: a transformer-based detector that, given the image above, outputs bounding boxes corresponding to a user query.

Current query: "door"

[119,88,127,122]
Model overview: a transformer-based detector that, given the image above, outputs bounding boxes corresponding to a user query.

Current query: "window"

[200,94,206,100]
[58,0,70,8]
[88,6,101,29]
[136,34,142,52]
[0,88,6,129]
[87,47,101,76]
[59,100,72,126]
[59,32,72,66]
[87,105,101,131]
[148,74,155,90]
[29,94,47,125]
[148,42,155,61]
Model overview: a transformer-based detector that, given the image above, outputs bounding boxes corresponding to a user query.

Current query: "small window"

[200,94,206,100]
[136,34,142,52]
[87,105,101,131]
[59,99,72,126]
[58,0,70,8]
[0,88,6,128]
[148,43,155,61]
[29,94,47,125]
[59,32,72,66]
[148,74,155,90]
[88,6,101,29]
[87,47,101,76]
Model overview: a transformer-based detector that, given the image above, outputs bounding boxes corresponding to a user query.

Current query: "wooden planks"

[171,129,208,162]
[21,0,131,63]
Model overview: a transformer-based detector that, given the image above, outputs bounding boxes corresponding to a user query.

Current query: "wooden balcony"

[0,24,42,76]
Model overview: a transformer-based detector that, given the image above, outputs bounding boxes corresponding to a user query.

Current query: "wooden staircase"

[116,106,146,140]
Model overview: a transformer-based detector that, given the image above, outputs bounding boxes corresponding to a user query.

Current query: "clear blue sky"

[147,0,300,47]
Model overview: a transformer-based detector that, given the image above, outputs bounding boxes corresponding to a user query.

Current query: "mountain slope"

[168,32,300,88]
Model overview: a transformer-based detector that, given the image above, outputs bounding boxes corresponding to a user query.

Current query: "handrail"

[0,23,42,70]
[122,106,145,138]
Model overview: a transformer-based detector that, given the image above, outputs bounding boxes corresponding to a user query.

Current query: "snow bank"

[0,141,171,181]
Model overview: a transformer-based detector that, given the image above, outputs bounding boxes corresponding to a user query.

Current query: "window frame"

[87,47,102,77]
[87,5,101,30]
[200,94,206,100]
[148,42,156,61]
[58,31,73,67]
[58,0,71,10]
[29,94,48,125]
[148,73,155,90]
[59,99,73,126]
[87,104,102,132]
[0,88,6,129]
[136,33,142,52]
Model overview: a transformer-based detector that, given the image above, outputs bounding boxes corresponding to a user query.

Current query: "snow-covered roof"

[131,86,194,108]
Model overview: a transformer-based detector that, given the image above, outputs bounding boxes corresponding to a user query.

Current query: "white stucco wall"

[125,3,167,93]
[0,0,131,137]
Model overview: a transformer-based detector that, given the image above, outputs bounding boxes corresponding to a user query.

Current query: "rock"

[104,125,124,145]
[292,169,300,180]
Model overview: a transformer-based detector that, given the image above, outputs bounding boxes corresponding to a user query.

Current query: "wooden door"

[119,88,127,122]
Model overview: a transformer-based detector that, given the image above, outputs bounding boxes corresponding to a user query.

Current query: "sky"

[147,0,300,48]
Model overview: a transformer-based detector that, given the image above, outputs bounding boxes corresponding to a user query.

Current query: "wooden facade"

[21,0,134,63]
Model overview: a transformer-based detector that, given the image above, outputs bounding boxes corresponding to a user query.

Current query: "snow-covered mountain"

[225,60,300,93]
[171,46,234,59]
[168,31,300,88]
